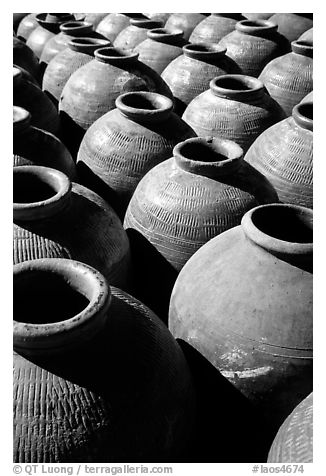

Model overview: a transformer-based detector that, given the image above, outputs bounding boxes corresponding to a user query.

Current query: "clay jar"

[13,258,195,463]
[13,166,131,289]
[219,19,290,77]
[245,102,313,209]
[42,37,110,105]
[113,18,162,51]
[161,43,241,116]
[83,13,109,28]
[40,20,104,65]
[13,107,76,180]
[259,40,313,117]
[169,203,313,432]
[26,13,75,59]
[165,13,206,41]
[13,36,40,83]
[299,27,313,43]
[17,13,39,41]
[301,91,313,104]
[59,47,173,157]
[183,74,285,152]
[268,393,313,463]
[189,13,246,44]
[135,28,186,75]
[269,13,313,42]
[77,92,196,217]
[13,67,60,135]
[96,13,146,41]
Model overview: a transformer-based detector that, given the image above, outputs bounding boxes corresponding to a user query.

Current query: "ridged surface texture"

[13,127,76,180]
[169,222,312,429]
[161,53,241,115]
[114,24,160,51]
[182,89,285,152]
[13,286,195,462]
[13,37,40,82]
[42,48,96,104]
[96,14,132,41]
[164,13,206,40]
[124,157,278,271]
[13,182,131,289]
[26,26,55,59]
[59,58,173,131]
[135,38,184,75]
[14,76,60,135]
[189,14,245,44]
[259,51,313,116]
[268,393,313,463]
[269,14,313,42]
[77,109,196,216]
[219,29,289,77]
[245,115,313,208]
[17,13,39,41]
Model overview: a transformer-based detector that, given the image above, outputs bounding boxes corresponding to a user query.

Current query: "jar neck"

[292,102,313,131]
[242,204,313,269]
[94,47,139,65]
[59,21,94,37]
[13,106,32,134]
[13,259,111,356]
[116,91,173,124]
[210,74,265,101]
[147,28,184,45]
[235,19,278,37]
[183,43,227,61]
[13,166,72,221]
[36,13,75,33]
[174,137,244,178]
[68,37,111,54]
[129,18,162,29]
[291,40,313,58]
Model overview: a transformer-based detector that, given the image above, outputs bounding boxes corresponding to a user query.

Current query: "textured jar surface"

[113,20,162,51]
[26,26,56,59]
[258,41,313,117]
[17,13,39,41]
[84,13,108,28]
[245,103,313,208]
[268,393,313,463]
[13,262,195,462]
[269,13,313,42]
[169,204,312,429]
[13,36,40,82]
[164,13,206,40]
[96,13,144,41]
[13,175,131,289]
[189,14,245,44]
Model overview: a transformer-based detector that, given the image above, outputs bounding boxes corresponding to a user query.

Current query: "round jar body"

[17,13,39,41]
[164,13,206,41]
[269,13,313,42]
[189,13,245,44]
[13,36,40,82]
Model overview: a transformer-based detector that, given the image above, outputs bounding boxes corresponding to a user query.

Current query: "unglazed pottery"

[13,67,60,135]
[77,91,196,216]
[245,102,313,209]
[42,37,110,105]
[113,18,162,51]
[268,393,313,463]
[13,36,40,82]
[59,46,173,157]
[161,43,241,115]
[13,258,195,462]
[135,28,185,74]
[13,166,131,289]
[259,40,313,116]
[169,203,312,432]
[189,13,245,44]
[165,13,206,41]
[14,64,39,86]
[219,19,290,77]
[298,27,313,43]
[145,13,171,23]
[83,13,109,28]
[17,13,39,41]
[182,74,285,152]
[300,91,313,104]
[13,13,29,33]
[269,13,313,42]
[96,13,146,41]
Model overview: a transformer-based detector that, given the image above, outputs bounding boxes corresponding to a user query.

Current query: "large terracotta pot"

[17,13,39,41]
[13,36,40,83]
[135,28,185,74]
[84,13,109,28]
[13,166,131,289]
[164,13,206,41]
[268,13,313,42]
[183,74,285,152]
[77,91,196,217]
[59,46,173,157]
[259,40,313,117]
[96,13,146,41]
[13,258,195,463]
[13,13,29,33]
[113,18,162,50]
[40,20,105,65]
[169,203,313,432]
[268,393,313,463]
[189,13,245,44]
[13,107,75,180]
[14,67,60,135]
[161,43,241,116]
[245,102,313,209]
[219,19,290,77]
[26,13,75,59]
[42,37,110,105]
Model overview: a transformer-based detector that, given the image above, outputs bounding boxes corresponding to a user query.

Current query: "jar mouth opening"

[211,75,261,92]
[293,39,313,48]
[94,47,138,60]
[293,102,313,130]
[175,137,243,163]
[297,102,313,121]
[69,37,108,46]
[148,27,183,37]
[183,43,226,54]
[130,18,162,27]
[117,91,173,112]
[60,20,92,32]
[237,19,276,29]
